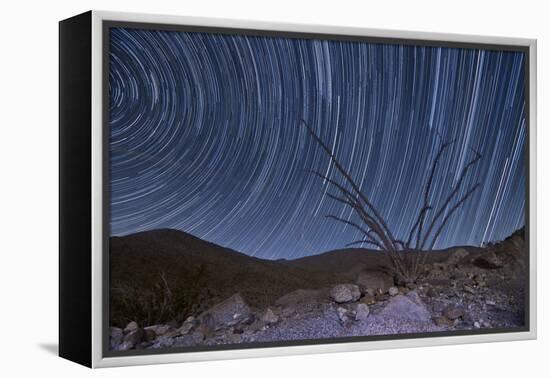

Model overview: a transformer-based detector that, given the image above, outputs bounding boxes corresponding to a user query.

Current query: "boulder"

[109,327,123,349]
[260,308,279,324]
[202,293,251,329]
[123,321,139,333]
[144,324,171,336]
[356,270,394,293]
[176,316,197,336]
[122,328,143,348]
[177,320,195,336]
[330,284,361,303]
[355,303,370,321]
[380,291,431,322]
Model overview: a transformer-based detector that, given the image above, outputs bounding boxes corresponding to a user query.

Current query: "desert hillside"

[110,229,335,327]
[110,227,526,332]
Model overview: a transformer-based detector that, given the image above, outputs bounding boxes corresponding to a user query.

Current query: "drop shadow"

[38,343,58,356]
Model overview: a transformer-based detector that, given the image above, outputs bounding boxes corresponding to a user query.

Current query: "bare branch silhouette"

[302,119,482,283]
[415,139,455,248]
[428,183,481,250]
[310,169,396,252]
[419,149,482,250]
[325,215,377,244]
[301,121,399,250]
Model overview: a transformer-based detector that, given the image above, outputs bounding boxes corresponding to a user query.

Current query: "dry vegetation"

[301,121,482,284]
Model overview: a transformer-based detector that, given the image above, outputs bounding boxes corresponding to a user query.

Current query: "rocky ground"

[110,229,527,351]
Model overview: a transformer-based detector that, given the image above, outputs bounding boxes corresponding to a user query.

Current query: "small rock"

[356,270,394,293]
[123,328,144,348]
[330,284,361,303]
[144,324,171,336]
[124,321,139,333]
[248,319,266,333]
[355,303,370,321]
[336,307,348,322]
[380,291,431,322]
[474,321,481,328]
[177,321,195,335]
[191,330,204,344]
[202,293,251,329]
[361,294,376,305]
[486,300,496,306]
[463,285,475,294]
[260,308,279,324]
[388,287,399,296]
[443,305,464,320]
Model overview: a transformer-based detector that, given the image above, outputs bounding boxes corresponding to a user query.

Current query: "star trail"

[108,27,526,259]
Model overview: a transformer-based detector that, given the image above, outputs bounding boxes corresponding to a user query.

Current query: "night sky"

[108,27,526,259]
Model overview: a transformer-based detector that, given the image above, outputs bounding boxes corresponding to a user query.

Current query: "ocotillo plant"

[302,120,482,283]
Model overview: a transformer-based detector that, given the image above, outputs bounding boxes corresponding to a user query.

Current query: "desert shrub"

[302,121,482,283]
[110,266,205,327]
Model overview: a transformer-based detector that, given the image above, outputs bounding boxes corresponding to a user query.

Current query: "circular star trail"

[109,27,526,259]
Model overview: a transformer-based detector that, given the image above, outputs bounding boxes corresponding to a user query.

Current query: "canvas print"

[107,26,528,353]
